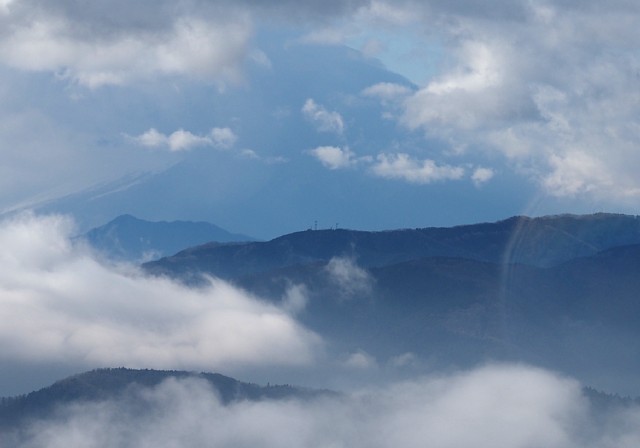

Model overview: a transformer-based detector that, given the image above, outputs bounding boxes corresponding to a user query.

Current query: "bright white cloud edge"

[0,213,321,370]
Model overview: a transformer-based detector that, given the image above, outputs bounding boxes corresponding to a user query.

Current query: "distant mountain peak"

[144,212,640,281]
[83,215,256,262]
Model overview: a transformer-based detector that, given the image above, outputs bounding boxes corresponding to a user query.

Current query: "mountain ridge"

[83,214,255,262]
[0,368,329,430]
[144,212,640,281]
[138,214,640,393]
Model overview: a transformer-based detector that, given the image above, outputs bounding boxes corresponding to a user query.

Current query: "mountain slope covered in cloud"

[0,213,321,397]
[0,368,328,431]
[3,365,640,448]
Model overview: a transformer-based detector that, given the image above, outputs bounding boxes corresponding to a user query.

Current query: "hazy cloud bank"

[12,364,640,448]
[0,213,321,371]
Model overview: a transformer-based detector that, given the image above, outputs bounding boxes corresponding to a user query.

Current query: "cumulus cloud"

[381,0,640,201]
[371,153,465,184]
[302,98,345,134]
[14,363,640,448]
[133,127,237,152]
[307,147,472,186]
[0,213,321,370]
[307,146,358,169]
[472,167,495,187]
[0,3,252,87]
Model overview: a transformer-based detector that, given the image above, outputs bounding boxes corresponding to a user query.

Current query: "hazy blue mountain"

[0,368,328,430]
[232,247,640,391]
[142,213,640,391]
[144,213,640,280]
[83,214,254,261]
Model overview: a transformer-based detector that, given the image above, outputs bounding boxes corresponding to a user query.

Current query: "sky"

[1,0,639,238]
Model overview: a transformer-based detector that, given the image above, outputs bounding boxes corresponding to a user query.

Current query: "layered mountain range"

[141,213,640,391]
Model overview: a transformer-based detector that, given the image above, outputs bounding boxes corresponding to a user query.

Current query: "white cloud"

[371,153,465,184]
[426,41,502,96]
[134,128,167,148]
[383,0,640,202]
[167,129,212,151]
[343,350,377,369]
[302,98,345,134]
[0,213,321,370]
[308,148,470,186]
[0,0,14,15]
[542,151,616,197]
[308,146,358,170]
[324,256,373,298]
[281,283,309,315]
[0,7,252,87]
[210,127,238,149]
[472,167,495,186]
[133,127,237,152]
[17,363,640,448]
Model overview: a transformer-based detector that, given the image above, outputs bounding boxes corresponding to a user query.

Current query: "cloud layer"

[0,213,320,370]
[13,363,640,448]
[0,1,252,87]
